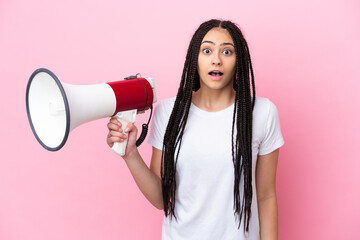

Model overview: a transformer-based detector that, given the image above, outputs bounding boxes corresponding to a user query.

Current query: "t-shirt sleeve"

[147,100,169,151]
[258,100,285,155]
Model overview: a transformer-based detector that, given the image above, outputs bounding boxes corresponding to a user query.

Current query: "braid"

[225,21,256,231]
[162,19,256,232]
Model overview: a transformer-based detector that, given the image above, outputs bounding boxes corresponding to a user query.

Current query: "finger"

[110,130,128,139]
[109,130,123,137]
[107,136,123,144]
[110,118,122,127]
[124,122,134,133]
[107,122,123,132]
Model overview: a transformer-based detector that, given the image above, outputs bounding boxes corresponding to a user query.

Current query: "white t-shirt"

[148,96,284,240]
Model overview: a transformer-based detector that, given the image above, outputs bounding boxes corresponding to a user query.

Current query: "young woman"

[107,19,284,240]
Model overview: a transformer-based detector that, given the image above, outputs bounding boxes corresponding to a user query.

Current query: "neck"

[192,87,235,112]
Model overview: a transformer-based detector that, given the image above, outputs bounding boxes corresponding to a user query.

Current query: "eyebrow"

[201,40,234,47]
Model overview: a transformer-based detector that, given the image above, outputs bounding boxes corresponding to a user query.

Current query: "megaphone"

[26,68,157,156]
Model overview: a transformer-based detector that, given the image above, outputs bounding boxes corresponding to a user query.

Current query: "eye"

[223,49,232,55]
[202,48,211,54]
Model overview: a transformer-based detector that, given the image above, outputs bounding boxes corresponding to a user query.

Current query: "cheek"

[197,58,206,74]
[224,58,236,72]
[229,58,236,73]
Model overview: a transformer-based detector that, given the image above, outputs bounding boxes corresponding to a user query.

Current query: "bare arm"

[256,148,280,240]
[107,118,163,209]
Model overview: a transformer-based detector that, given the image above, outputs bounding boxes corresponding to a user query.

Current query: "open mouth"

[208,70,224,76]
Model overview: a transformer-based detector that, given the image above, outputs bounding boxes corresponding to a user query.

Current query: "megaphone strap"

[123,73,153,147]
[135,78,149,112]
[123,73,151,113]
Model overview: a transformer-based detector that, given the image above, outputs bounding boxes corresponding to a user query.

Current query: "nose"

[212,52,222,66]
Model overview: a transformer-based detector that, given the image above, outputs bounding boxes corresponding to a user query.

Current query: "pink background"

[1,0,359,239]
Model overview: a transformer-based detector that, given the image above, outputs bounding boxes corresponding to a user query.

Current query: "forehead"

[202,28,234,44]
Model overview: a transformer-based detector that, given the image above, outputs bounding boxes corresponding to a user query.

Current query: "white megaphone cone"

[26,68,156,156]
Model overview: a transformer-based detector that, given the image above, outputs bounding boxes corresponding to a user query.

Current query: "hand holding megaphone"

[26,68,157,156]
[111,110,137,156]
[111,107,153,156]
[107,116,138,158]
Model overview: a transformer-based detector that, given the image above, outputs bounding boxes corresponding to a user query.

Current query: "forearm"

[257,195,278,240]
[123,150,164,209]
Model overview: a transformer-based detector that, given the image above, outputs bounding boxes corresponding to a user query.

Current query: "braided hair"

[161,19,256,232]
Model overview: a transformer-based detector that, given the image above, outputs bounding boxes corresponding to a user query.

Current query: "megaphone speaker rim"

[26,68,70,151]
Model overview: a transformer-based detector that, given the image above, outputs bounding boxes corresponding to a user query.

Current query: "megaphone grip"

[111,110,137,156]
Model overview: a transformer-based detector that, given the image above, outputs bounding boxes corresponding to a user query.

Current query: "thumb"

[124,122,138,146]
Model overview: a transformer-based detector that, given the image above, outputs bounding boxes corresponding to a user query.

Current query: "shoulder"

[155,97,176,112]
[252,96,281,134]
[152,96,176,120]
[253,97,278,117]
[157,96,176,108]
[254,96,274,108]
[254,97,285,154]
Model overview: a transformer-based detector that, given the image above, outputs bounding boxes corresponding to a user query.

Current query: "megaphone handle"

[111,110,137,156]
